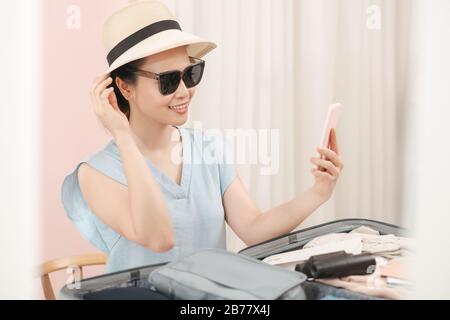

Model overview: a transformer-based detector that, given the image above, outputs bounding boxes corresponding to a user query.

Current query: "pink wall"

[40,0,130,297]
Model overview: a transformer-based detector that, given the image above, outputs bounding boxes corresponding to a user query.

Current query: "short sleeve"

[215,134,237,196]
[61,162,110,253]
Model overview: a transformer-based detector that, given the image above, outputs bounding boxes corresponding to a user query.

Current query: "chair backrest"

[38,253,107,300]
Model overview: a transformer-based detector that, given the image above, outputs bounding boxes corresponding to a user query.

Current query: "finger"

[316,147,343,169]
[107,88,120,111]
[94,77,113,97]
[91,73,110,96]
[311,168,333,180]
[92,86,107,115]
[90,77,107,114]
[90,91,100,115]
[98,87,115,115]
[92,78,113,114]
[100,87,114,103]
[329,129,340,155]
[310,158,339,177]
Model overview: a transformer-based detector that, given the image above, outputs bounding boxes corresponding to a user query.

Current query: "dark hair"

[109,58,147,121]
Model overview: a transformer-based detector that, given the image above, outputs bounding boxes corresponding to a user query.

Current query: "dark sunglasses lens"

[159,72,181,95]
[183,63,204,88]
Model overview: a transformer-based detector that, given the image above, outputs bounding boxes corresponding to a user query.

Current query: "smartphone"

[318,103,342,157]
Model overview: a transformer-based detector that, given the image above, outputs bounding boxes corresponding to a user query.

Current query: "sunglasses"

[124,56,205,96]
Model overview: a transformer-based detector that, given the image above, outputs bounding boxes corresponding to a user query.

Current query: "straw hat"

[102,0,217,73]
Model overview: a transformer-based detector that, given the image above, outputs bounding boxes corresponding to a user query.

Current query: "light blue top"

[61,127,236,274]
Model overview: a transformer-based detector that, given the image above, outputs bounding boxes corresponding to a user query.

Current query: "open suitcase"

[59,219,409,300]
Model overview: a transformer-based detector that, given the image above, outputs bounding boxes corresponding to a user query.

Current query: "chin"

[171,116,189,126]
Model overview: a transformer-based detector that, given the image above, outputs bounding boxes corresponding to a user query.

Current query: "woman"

[61,0,344,273]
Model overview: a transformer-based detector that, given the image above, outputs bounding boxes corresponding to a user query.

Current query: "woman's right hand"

[90,73,131,139]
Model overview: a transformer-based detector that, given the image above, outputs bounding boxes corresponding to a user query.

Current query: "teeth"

[169,103,188,110]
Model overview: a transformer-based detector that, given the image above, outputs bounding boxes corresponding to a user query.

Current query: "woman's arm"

[223,177,328,247]
[79,131,174,252]
[78,74,174,252]
[223,129,343,247]
[116,131,175,249]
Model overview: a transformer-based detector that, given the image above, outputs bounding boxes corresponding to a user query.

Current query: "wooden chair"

[38,253,107,300]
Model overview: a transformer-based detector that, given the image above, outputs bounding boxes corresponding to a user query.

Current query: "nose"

[174,79,189,98]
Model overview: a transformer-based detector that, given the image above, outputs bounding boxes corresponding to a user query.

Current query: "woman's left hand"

[310,129,344,199]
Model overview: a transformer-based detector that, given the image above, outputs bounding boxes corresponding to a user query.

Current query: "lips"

[169,102,189,114]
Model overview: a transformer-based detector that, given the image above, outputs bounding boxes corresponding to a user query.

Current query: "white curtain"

[160,0,411,252]
[0,0,40,298]
[403,0,450,299]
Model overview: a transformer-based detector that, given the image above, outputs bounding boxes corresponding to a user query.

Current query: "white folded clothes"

[350,226,381,236]
[304,227,413,259]
[262,238,363,270]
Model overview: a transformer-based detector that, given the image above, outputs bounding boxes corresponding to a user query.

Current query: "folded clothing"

[262,238,363,270]
[304,226,413,259]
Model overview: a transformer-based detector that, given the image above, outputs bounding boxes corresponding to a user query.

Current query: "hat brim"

[103,29,217,74]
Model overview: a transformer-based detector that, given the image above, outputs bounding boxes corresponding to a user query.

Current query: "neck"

[128,110,179,154]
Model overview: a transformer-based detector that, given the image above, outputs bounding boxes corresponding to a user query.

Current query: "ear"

[115,76,134,101]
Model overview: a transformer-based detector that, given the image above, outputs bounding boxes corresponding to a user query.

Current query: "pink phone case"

[319,103,342,155]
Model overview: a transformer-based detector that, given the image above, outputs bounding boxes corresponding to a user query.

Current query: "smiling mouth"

[169,102,189,114]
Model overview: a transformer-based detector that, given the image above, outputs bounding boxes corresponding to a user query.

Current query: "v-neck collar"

[109,126,191,199]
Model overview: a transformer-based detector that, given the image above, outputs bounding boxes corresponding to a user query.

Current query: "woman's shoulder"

[85,139,122,167]
[61,139,127,212]
[65,139,125,185]
[61,140,121,253]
